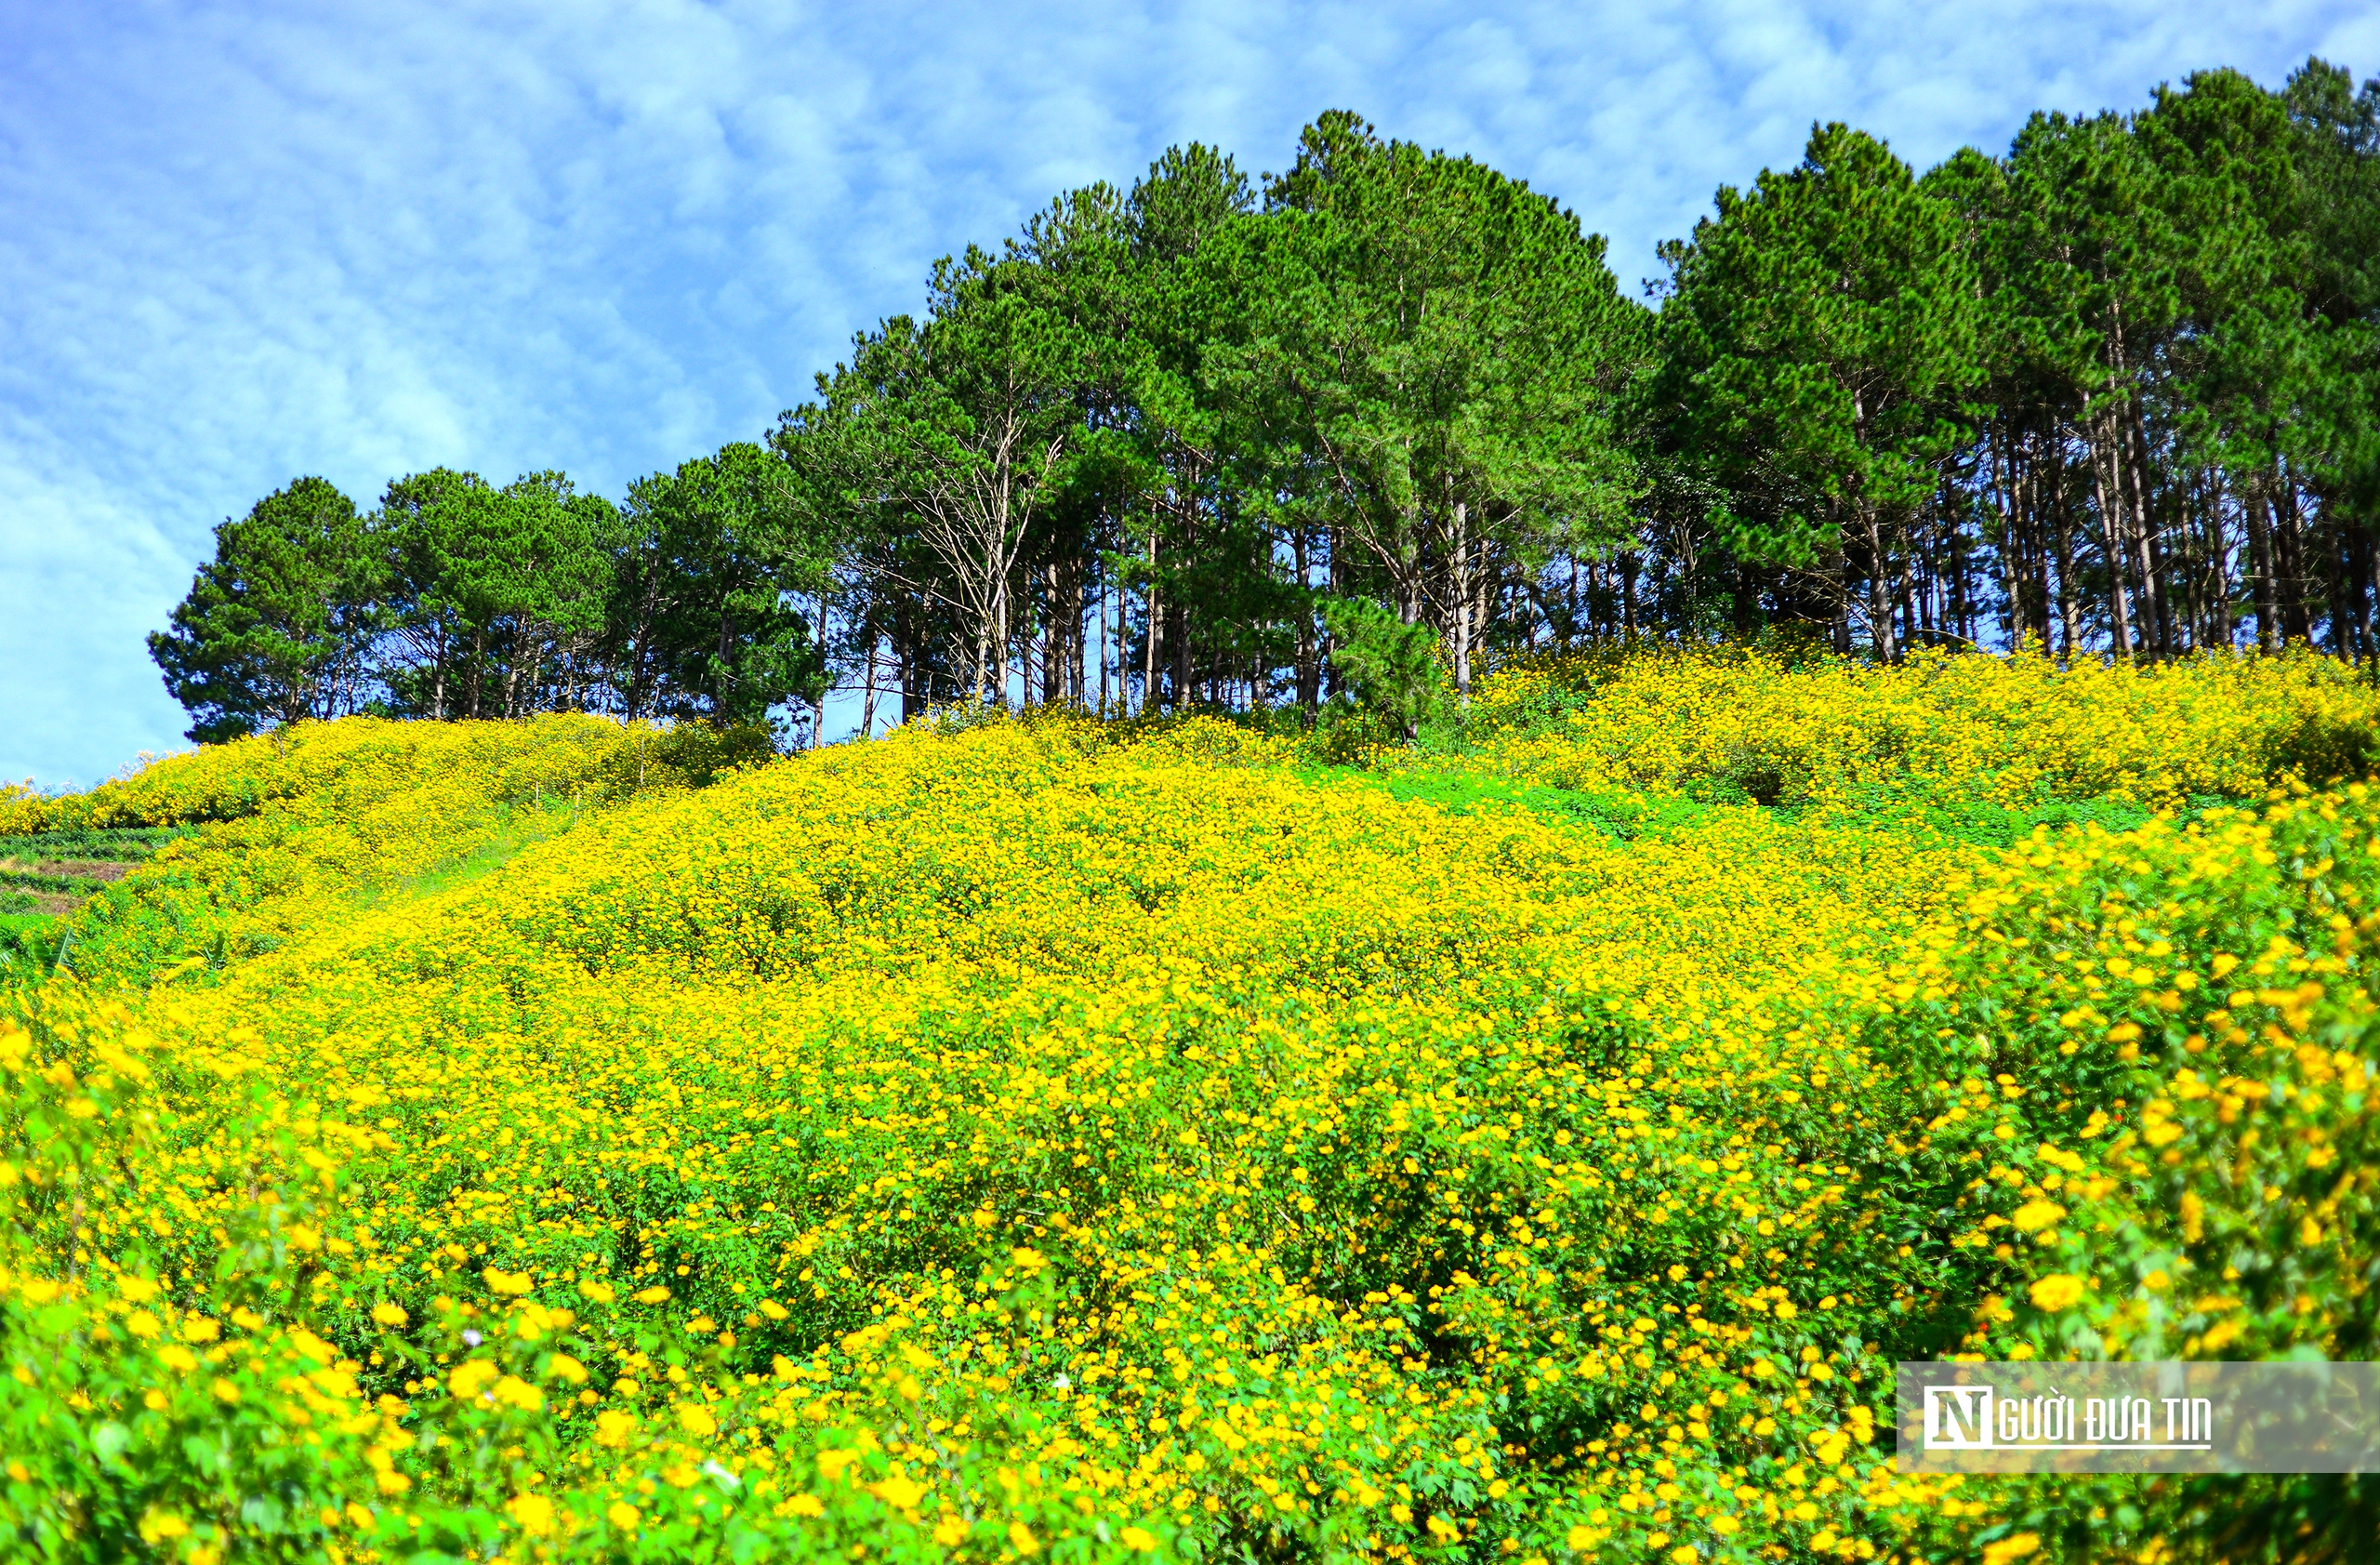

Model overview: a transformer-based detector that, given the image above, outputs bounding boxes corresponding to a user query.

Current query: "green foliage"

[1209,112,1646,692]
[615,444,830,730]
[0,827,197,863]
[147,478,377,743]
[597,722,781,795]
[370,467,625,723]
[1316,596,1443,741]
[0,829,192,984]
[1305,764,1736,842]
[785,231,1110,706]
[0,913,60,984]
[1659,123,1981,659]
[148,67,2380,748]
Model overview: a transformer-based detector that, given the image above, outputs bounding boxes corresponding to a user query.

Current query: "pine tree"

[149,477,376,742]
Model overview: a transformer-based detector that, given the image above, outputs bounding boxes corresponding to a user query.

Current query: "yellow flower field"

[1468,642,2380,809]
[4,646,2377,1563]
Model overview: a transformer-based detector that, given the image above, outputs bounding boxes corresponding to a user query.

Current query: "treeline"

[150,453,822,743]
[153,58,2380,743]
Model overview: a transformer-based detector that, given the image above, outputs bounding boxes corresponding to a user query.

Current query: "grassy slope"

[7,651,2380,1564]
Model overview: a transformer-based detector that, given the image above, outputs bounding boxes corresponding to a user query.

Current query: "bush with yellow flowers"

[4,646,2377,1563]
[0,715,778,990]
[1465,642,2380,813]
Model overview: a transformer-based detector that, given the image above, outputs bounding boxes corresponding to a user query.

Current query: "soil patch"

[33,860,132,882]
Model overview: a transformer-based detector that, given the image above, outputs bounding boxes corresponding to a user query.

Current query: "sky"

[4,0,2377,788]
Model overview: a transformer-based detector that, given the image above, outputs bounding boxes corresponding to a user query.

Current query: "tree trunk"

[2122,406,2163,658]
[1069,558,1086,705]
[1998,458,2025,651]
[504,621,528,719]
[1450,500,1473,701]
[899,597,923,721]
[2205,470,2234,651]
[1473,556,1495,685]
[861,631,879,737]
[2247,471,2280,652]
[1144,528,1160,712]
[2276,466,2312,645]
[1294,524,1318,718]
[2346,507,2374,664]
[2088,414,2135,659]
[2360,511,2379,666]
[1170,587,1191,711]
[2050,446,2080,661]
[1862,506,1897,663]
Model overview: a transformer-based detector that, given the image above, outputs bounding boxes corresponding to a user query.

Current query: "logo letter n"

[1924,1386,1994,1449]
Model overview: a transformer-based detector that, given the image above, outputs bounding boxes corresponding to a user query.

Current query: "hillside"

[5,645,2380,1563]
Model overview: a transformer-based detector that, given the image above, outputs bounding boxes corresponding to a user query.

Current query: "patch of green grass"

[0,828,186,971]
[1793,783,2240,851]
[0,868,111,896]
[1306,753,2249,855]
[1299,763,1726,842]
[0,911,62,983]
[356,797,589,908]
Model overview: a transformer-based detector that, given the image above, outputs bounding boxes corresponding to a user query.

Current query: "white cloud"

[1,0,2367,781]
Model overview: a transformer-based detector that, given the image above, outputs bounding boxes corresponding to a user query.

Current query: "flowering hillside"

[5,647,2378,1564]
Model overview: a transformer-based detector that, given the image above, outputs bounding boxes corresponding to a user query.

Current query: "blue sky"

[5,0,2375,788]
